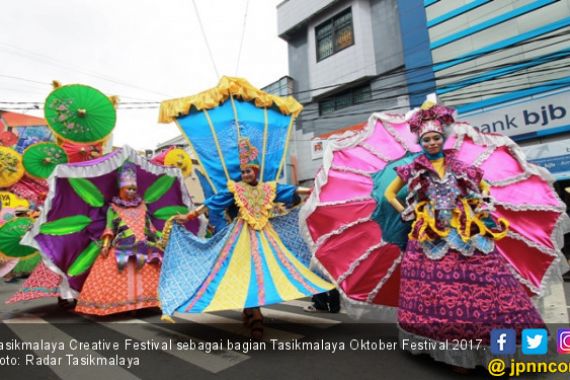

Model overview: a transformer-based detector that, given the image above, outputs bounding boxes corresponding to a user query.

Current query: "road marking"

[173,311,304,341]
[100,318,249,373]
[4,316,140,380]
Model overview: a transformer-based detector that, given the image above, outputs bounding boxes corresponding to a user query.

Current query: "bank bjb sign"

[460,91,570,138]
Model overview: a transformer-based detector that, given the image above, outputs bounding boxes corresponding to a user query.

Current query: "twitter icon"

[522,329,548,355]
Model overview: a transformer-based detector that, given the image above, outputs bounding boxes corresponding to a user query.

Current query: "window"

[316,8,354,61]
[318,84,372,115]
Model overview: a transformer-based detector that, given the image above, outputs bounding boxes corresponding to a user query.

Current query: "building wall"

[279,0,410,181]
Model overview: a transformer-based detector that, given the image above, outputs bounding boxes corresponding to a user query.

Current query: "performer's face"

[420,132,444,155]
[241,167,257,185]
[120,185,138,200]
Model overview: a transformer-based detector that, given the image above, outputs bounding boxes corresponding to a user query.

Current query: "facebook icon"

[491,329,516,355]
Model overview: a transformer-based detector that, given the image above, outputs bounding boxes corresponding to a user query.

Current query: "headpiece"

[408,100,455,138]
[238,138,260,170]
[118,161,137,188]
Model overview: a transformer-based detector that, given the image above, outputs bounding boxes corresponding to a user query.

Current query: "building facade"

[422,0,570,200]
[278,0,416,182]
[279,0,570,186]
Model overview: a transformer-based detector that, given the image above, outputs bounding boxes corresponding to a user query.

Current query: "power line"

[191,0,220,79]
[235,0,250,76]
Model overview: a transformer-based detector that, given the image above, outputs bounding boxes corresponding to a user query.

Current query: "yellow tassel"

[161,315,175,323]
[52,80,62,89]
[108,96,119,108]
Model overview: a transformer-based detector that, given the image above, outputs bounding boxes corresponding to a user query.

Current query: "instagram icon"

[558,328,570,354]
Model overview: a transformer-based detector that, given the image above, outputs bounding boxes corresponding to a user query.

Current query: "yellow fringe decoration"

[158,76,303,123]
[108,96,119,108]
[409,199,510,242]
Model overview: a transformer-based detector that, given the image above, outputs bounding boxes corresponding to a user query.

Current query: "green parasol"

[44,84,116,143]
[22,142,69,179]
[0,217,37,258]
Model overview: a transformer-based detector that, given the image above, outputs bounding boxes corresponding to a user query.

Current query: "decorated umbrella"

[0,217,37,258]
[23,142,68,179]
[60,140,103,163]
[0,147,24,188]
[21,145,203,299]
[44,84,116,143]
[0,131,18,146]
[8,175,48,208]
[300,112,570,318]
[158,76,302,231]
[0,191,29,223]
[151,147,193,177]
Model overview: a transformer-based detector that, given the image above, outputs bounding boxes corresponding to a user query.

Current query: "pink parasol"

[300,112,569,317]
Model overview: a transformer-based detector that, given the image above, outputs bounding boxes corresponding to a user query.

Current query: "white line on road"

[4,316,140,380]
[99,318,249,373]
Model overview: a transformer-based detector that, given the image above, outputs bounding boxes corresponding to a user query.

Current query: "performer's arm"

[100,207,117,256]
[384,177,405,213]
[295,186,311,196]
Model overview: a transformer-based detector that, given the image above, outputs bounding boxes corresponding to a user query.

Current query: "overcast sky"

[0,0,288,150]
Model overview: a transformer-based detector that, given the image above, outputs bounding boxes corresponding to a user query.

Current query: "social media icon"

[558,328,570,354]
[522,329,548,355]
[491,329,516,355]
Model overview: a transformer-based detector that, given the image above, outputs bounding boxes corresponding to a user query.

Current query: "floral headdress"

[238,138,260,170]
[407,100,455,138]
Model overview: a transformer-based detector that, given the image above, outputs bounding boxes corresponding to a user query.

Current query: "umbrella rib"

[336,240,387,284]
[472,145,496,167]
[494,201,566,212]
[314,217,370,250]
[330,165,373,178]
[505,230,558,257]
[316,196,374,207]
[358,142,390,163]
[366,251,403,304]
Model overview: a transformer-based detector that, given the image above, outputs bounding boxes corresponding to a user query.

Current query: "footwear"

[303,304,319,313]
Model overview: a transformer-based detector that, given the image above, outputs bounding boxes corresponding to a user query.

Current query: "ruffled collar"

[112,195,142,207]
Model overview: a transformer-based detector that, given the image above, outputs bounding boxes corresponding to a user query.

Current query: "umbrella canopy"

[159,76,302,231]
[300,112,570,317]
[60,140,103,163]
[0,217,37,258]
[44,84,116,143]
[0,147,24,187]
[164,148,193,177]
[21,145,203,297]
[23,142,68,179]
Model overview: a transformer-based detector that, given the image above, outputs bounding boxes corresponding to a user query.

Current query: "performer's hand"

[100,245,110,257]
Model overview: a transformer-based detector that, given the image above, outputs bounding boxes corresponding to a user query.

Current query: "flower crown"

[238,138,260,170]
[408,100,455,137]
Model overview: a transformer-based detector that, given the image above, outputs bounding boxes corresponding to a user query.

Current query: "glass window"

[315,8,354,61]
[318,84,372,116]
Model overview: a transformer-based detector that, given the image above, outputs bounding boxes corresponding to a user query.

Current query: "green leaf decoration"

[0,217,37,258]
[153,205,189,220]
[67,241,101,277]
[40,215,92,235]
[144,175,176,204]
[68,178,104,207]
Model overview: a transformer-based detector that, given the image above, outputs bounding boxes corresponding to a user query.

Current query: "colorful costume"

[300,101,569,368]
[75,183,163,315]
[390,149,544,366]
[156,78,333,316]
[22,146,199,306]
[160,177,332,315]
